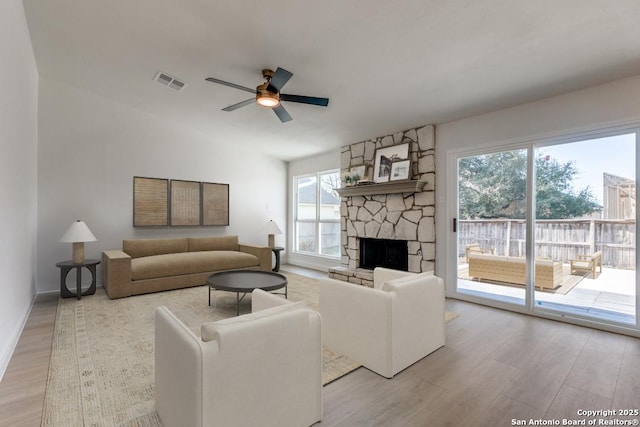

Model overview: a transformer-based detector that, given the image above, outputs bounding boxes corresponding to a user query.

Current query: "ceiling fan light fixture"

[256,83,280,108]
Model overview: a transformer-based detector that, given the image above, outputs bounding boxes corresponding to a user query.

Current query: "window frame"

[293,169,341,258]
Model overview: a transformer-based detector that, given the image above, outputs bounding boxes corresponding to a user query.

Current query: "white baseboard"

[0,293,37,382]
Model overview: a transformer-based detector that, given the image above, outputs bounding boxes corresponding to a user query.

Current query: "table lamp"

[60,220,97,264]
[266,220,282,247]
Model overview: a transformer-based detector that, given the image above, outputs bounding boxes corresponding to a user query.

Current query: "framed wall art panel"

[133,177,169,226]
[170,180,201,226]
[202,182,229,226]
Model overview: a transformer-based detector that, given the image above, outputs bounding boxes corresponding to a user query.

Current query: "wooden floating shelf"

[335,180,426,197]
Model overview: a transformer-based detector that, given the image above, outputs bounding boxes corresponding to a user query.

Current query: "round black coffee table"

[207,270,288,315]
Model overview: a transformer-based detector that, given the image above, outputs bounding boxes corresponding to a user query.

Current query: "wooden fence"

[459,219,636,269]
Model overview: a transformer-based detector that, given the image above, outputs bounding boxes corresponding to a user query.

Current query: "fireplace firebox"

[359,238,408,271]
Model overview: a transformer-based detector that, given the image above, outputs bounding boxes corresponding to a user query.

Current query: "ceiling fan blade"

[273,104,292,123]
[267,67,293,92]
[222,98,255,112]
[281,93,329,107]
[205,77,256,94]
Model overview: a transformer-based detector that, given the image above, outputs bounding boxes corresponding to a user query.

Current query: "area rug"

[42,272,457,426]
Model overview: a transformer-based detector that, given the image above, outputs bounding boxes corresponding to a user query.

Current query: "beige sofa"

[102,235,271,299]
[468,253,562,290]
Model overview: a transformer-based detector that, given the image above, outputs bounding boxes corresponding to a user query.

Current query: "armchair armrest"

[384,275,445,372]
[319,277,394,377]
[102,250,132,299]
[238,243,271,271]
[373,267,415,289]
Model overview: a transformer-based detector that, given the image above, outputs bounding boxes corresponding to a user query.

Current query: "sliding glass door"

[456,148,528,305]
[453,129,638,330]
[533,134,636,325]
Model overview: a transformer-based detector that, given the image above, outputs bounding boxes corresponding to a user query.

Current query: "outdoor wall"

[37,77,287,293]
[435,75,640,292]
[0,0,39,379]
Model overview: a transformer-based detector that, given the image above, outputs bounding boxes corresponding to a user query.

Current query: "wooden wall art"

[202,182,230,226]
[170,180,201,226]
[133,177,169,226]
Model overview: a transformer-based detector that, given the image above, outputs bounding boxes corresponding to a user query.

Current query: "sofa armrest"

[319,277,394,377]
[102,250,132,299]
[238,243,271,271]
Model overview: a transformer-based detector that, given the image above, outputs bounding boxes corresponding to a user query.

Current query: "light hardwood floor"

[1,267,639,427]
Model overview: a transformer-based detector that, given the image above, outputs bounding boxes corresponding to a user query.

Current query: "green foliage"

[459,151,601,219]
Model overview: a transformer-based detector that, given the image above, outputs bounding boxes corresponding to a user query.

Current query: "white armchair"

[154,289,322,427]
[319,267,445,378]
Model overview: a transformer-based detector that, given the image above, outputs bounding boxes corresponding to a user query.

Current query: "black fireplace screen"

[359,238,408,271]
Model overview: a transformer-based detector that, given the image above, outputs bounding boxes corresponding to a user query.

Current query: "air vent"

[153,71,186,92]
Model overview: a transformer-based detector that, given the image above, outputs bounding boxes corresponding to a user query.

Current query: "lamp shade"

[266,220,282,235]
[60,220,97,243]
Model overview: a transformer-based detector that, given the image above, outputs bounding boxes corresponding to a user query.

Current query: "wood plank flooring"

[1,267,639,427]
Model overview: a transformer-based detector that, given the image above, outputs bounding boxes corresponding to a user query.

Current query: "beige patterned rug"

[42,271,457,426]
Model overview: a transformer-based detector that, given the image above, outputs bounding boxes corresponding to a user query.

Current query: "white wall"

[0,0,39,379]
[435,75,640,292]
[287,149,341,271]
[37,77,287,292]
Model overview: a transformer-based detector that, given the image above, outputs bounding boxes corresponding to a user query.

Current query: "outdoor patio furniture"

[570,251,602,278]
[467,253,563,290]
[465,243,494,263]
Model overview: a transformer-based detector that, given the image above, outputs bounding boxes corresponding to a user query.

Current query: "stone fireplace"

[328,125,436,287]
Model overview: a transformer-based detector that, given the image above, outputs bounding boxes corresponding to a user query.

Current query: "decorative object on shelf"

[390,159,411,181]
[349,165,367,182]
[373,143,409,183]
[266,220,282,247]
[133,177,169,226]
[60,220,97,264]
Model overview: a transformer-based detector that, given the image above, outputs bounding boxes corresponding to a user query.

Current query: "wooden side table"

[271,247,284,272]
[56,259,100,300]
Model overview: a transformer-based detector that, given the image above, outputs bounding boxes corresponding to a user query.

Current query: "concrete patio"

[458,264,636,324]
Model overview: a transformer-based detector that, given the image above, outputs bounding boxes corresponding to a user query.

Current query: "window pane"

[296,222,316,252]
[320,222,341,256]
[319,172,341,220]
[296,176,317,220]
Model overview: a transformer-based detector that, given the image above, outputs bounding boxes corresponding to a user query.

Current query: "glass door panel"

[533,134,637,325]
[456,149,528,305]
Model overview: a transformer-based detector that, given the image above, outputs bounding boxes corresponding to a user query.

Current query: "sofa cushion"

[123,238,188,259]
[188,236,238,252]
[130,251,259,281]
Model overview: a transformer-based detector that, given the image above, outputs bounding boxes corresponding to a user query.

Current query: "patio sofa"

[102,235,271,299]
[467,253,563,290]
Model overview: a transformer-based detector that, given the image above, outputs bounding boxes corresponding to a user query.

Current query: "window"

[294,170,341,257]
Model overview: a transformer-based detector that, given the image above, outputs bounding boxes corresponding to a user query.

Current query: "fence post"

[589,220,595,255]
[505,219,511,256]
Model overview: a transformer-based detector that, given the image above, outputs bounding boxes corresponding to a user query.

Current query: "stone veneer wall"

[329,125,436,286]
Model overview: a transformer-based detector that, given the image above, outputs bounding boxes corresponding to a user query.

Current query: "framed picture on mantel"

[390,159,411,181]
[373,143,409,183]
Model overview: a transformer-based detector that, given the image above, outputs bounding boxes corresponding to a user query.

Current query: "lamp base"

[72,242,85,264]
[268,234,275,248]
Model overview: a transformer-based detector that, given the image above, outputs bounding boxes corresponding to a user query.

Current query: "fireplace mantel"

[335,179,426,197]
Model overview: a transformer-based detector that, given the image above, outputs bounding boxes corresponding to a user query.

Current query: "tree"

[459,151,601,219]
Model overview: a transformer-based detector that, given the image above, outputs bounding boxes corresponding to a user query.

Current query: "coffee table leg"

[209,286,211,306]
[236,292,240,316]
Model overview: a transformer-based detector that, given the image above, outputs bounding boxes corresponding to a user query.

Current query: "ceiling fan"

[205,67,329,123]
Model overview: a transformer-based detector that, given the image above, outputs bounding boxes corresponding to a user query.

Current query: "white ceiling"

[23,0,640,161]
